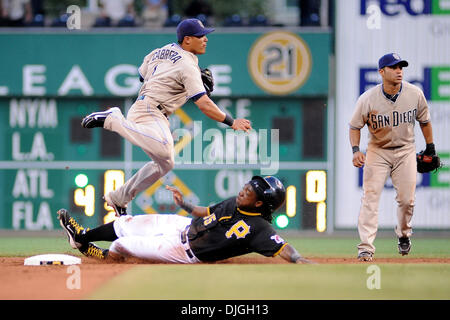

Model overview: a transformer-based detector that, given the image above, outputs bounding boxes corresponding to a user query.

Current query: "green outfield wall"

[0,30,332,231]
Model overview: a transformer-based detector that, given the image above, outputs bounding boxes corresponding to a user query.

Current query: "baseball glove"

[201,68,214,96]
[416,150,442,173]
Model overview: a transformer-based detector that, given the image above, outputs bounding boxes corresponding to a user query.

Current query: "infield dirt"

[1,256,449,300]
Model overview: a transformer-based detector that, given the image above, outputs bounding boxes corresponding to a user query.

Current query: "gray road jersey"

[138,43,206,114]
[349,81,430,148]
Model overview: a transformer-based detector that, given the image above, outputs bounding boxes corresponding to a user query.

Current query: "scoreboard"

[0,30,331,231]
[0,96,330,231]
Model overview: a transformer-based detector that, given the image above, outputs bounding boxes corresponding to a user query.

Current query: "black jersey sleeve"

[188,198,237,240]
[250,224,287,257]
[207,197,236,219]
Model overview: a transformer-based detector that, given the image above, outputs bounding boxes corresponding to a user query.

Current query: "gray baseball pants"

[103,96,174,207]
[357,144,416,254]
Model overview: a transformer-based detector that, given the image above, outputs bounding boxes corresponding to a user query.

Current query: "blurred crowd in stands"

[0,0,325,28]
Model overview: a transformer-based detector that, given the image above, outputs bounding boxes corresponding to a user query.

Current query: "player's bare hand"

[231,118,252,132]
[165,185,184,206]
[295,257,317,264]
[352,151,366,167]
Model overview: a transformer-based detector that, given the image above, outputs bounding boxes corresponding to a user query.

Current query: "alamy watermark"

[66,5,81,30]
[366,265,381,290]
[173,122,280,175]
[366,4,381,30]
[66,265,81,290]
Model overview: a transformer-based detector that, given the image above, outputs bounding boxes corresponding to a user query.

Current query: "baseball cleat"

[81,107,120,128]
[80,242,108,259]
[57,208,88,249]
[398,237,411,256]
[104,192,127,216]
[357,251,373,262]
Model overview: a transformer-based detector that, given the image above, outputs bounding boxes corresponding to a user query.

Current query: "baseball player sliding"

[349,53,437,262]
[57,176,313,264]
[80,18,252,216]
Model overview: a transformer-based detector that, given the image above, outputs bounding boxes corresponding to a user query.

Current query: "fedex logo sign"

[359,66,450,101]
[360,0,450,16]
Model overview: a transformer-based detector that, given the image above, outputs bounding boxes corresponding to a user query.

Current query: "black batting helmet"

[249,176,286,214]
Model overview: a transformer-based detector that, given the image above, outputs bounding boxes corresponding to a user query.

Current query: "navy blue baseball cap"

[176,18,215,42]
[378,53,409,69]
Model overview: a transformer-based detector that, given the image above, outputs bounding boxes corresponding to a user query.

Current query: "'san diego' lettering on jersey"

[370,108,417,130]
[151,49,182,64]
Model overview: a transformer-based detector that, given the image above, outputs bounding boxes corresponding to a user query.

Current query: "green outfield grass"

[1,236,449,258]
[87,264,450,300]
[288,237,450,258]
[0,236,111,257]
[1,235,449,300]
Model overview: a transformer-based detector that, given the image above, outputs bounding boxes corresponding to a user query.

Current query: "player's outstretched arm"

[279,244,316,264]
[194,95,252,132]
[165,185,209,217]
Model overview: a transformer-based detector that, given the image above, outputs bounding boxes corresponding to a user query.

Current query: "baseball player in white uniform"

[81,18,252,216]
[349,53,436,262]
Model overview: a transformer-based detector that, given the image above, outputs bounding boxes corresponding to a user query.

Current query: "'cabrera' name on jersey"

[137,43,206,115]
[349,81,430,148]
[150,48,182,64]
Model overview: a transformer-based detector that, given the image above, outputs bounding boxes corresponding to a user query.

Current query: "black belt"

[137,95,168,119]
[181,226,195,259]
[385,145,403,150]
[156,105,169,119]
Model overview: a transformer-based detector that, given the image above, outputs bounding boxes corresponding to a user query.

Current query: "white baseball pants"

[110,214,199,264]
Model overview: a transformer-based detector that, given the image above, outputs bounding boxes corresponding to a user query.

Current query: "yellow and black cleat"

[81,242,108,259]
[57,208,89,249]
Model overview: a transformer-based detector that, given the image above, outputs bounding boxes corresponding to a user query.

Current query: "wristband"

[222,114,234,127]
[425,143,436,156]
[352,146,360,154]
[180,201,194,214]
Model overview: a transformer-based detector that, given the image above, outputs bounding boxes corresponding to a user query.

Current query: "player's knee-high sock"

[77,221,118,244]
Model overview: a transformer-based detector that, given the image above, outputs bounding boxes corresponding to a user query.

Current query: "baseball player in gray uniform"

[349,53,436,262]
[81,18,252,216]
